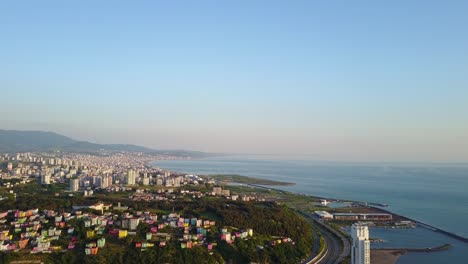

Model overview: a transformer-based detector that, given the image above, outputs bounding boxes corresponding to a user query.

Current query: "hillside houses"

[0,205,256,257]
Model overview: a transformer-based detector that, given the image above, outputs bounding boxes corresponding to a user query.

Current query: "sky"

[1,1,468,162]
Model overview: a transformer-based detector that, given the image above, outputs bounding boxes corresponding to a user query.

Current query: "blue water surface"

[151,155,468,263]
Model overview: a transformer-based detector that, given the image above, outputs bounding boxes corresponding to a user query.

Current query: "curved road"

[301,212,350,264]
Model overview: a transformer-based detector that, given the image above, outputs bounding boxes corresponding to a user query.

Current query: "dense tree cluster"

[0,183,314,263]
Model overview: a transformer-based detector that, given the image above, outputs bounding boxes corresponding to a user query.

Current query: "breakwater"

[369,206,468,244]
[239,183,468,244]
[373,243,451,253]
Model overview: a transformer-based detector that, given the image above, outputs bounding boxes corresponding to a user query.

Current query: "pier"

[369,206,468,244]
[373,243,451,253]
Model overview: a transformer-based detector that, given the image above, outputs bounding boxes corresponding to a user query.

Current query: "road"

[300,212,350,264]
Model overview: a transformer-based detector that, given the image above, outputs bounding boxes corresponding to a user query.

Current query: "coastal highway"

[303,228,321,263]
[300,212,350,264]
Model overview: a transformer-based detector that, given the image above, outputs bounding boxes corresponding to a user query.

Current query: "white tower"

[126,170,136,185]
[41,174,51,185]
[70,179,79,192]
[351,223,370,264]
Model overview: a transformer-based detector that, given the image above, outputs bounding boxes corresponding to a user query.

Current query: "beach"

[371,249,405,264]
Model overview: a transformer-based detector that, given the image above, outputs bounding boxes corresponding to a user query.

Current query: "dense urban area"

[0,151,447,264]
[0,152,316,264]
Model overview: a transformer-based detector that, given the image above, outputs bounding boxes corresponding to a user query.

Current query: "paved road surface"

[301,212,350,264]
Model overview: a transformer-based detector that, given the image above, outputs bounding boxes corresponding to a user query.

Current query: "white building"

[129,218,140,231]
[156,178,163,186]
[107,175,113,186]
[314,211,334,220]
[142,176,150,185]
[126,170,136,185]
[41,174,51,185]
[70,179,79,192]
[213,187,222,195]
[351,223,370,264]
[96,176,108,188]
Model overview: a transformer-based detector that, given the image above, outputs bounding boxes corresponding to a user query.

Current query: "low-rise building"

[315,211,334,219]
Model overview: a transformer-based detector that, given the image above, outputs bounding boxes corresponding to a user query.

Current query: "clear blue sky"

[1,1,467,162]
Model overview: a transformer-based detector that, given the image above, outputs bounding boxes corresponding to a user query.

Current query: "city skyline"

[2,1,468,162]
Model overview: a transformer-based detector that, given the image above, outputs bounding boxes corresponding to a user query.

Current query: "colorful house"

[97,238,106,248]
[86,230,95,239]
[18,238,29,249]
[118,229,128,239]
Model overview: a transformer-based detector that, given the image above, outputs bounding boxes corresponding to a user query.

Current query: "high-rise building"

[107,175,113,186]
[351,223,370,264]
[100,176,109,188]
[41,174,51,185]
[90,176,97,186]
[126,170,136,185]
[70,179,79,192]
[142,176,150,185]
[156,178,163,186]
[95,176,105,188]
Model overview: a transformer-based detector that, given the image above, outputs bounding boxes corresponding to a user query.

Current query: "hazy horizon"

[2,1,468,162]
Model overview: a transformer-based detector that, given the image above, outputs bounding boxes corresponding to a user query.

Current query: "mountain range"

[0,129,209,157]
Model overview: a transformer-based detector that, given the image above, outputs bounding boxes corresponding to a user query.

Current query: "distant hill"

[0,130,76,152]
[0,129,211,157]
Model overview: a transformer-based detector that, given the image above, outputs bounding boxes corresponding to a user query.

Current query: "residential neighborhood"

[0,152,308,263]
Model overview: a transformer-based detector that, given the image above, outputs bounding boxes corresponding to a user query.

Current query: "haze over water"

[152,155,468,263]
[2,1,468,263]
[2,1,468,164]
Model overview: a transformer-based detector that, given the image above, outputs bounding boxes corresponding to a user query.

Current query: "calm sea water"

[151,155,468,263]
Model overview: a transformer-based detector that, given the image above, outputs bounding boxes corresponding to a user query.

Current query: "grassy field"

[203,174,295,186]
[223,184,325,212]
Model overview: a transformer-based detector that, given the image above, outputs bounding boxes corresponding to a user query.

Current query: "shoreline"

[253,181,468,244]
[367,206,468,244]
[371,249,405,264]
[148,160,468,245]
[371,244,451,264]
[203,174,296,186]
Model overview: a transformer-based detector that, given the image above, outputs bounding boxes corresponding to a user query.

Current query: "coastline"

[150,159,468,242]
[371,249,405,264]
[367,206,468,244]
[149,158,468,264]
[203,174,296,186]
[249,182,468,245]
[371,244,451,264]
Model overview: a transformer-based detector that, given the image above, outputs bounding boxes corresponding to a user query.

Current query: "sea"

[151,155,468,263]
